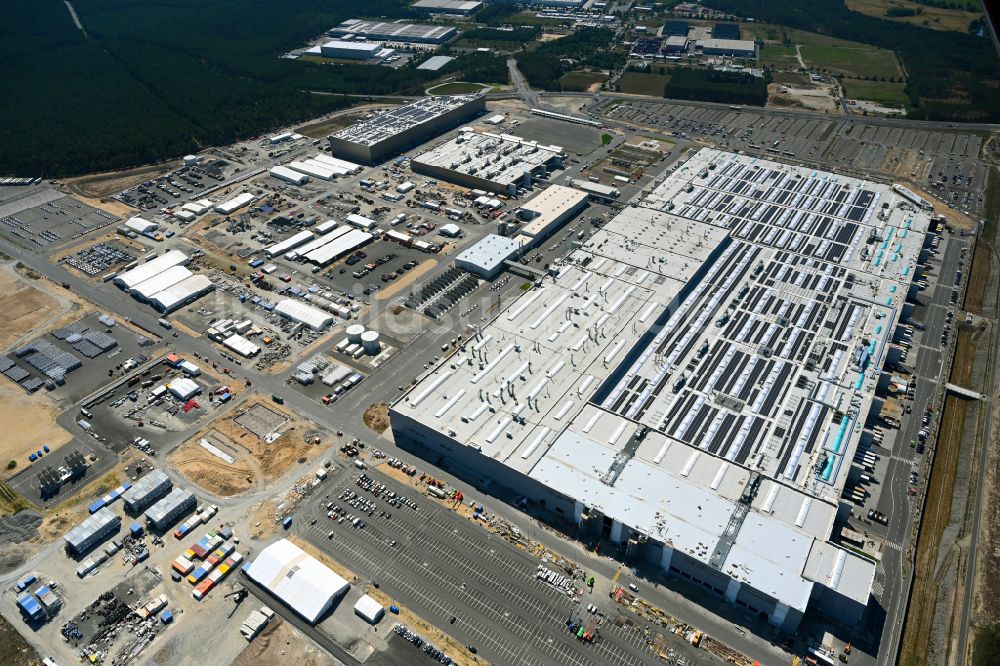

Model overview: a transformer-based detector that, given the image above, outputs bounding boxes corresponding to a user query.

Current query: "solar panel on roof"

[4,366,29,382]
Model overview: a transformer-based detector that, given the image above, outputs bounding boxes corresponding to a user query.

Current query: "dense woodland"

[516,28,623,91]
[1,0,429,176]
[4,0,999,177]
[706,0,1000,121]
[665,69,770,106]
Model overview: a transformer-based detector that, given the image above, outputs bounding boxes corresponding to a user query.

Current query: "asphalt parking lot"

[600,100,989,218]
[0,196,119,249]
[297,466,663,666]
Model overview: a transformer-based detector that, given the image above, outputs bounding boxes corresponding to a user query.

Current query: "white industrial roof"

[168,377,200,400]
[270,165,309,185]
[215,192,255,215]
[699,37,755,53]
[353,594,384,623]
[321,40,381,53]
[289,161,337,181]
[265,230,314,258]
[417,55,454,71]
[246,539,349,623]
[312,154,363,174]
[395,147,926,611]
[223,334,260,358]
[413,129,565,189]
[114,250,189,289]
[125,216,157,233]
[275,299,334,330]
[149,274,213,312]
[304,229,372,266]
[454,234,522,273]
[331,95,482,147]
[129,265,192,300]
[519,185,589,237]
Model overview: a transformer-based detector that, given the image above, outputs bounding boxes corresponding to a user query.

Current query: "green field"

[427,82,491,95]
[759,45,800,69]
[843,79,911,107]
[559,70,607,92]
[799,44,901,79]
[618,71,670,97]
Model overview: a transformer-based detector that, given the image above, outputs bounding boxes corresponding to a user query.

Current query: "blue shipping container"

[15,575,36,592]
[88,499,106,514]
[282,517,292,529]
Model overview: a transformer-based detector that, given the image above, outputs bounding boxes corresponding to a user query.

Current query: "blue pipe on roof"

[855,373,864,390]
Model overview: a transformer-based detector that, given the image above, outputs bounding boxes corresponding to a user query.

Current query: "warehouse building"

[329,19,457,44]
[455,234,523,278]
[269,165,309,186]
[65,507,120,556]
[122,469,172,514]
[567,178,620,203]
[129,265,192,301]
[114,250,190,290]
[412,0,482,14]
[412,128,566,196]
[145,488,196,531]
[265,230,314,259]
[663,35,689,54]
[329,94,485,164]
[168,377,201,401]
[124,217,157,235]
[485,0,585,6]
[516,184,589,243]
[223,334,260,358]
[392,148,931,634]
[245,539,350,623]
[275,299,334,331]
[416,55,454,72]
[319,40,383,60]
[149,274,214,313]
[353,595,385,624]
[699,38,756,58]
[215,192,256,215]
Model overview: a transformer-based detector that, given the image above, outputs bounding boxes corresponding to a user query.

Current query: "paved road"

[508,59,540,109]
[868,232,972,666]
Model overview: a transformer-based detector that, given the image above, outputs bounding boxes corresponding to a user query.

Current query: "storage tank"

[361,330,381,355]
[346,324,366,344]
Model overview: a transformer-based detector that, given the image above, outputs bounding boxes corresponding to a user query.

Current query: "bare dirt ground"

[0,262,66,351]
[248,500,278,541]
[374,259,438,301]
[362,403,390,434]
[766,82,839,113]
[0,380,74,479]
[232,616,338,666]
[168,397,324,497]
[62,162,176,199]
[71,195,136,217]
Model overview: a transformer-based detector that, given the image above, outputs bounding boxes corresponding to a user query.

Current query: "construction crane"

[225,586,249,618]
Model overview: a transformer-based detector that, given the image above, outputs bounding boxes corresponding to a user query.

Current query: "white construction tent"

[275,299,334,331]
[149,275,214,313]
[353,595,384,624]
[303,229,373,267]
[215,192,255,215]
[311,154,363,174]
[129,265,192,301]
[114,250,190,289]
[288,160,338,182]
[168,377,200,400]
[270,165,309,185]
[124,217,157,234]
[245,539,350,624]
[265,230,314,259]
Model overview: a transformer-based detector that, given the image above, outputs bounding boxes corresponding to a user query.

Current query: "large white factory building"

[392,148,932,632]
